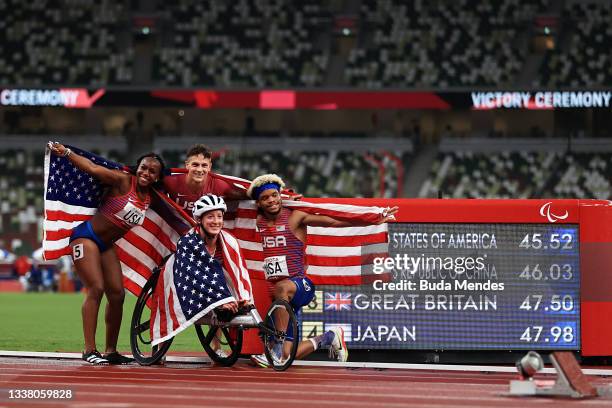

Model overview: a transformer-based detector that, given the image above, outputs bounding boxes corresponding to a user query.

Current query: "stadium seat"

[345,0,550,88]
[535,0,612,87]
[420,149,612,199]
[0,0,132,86]
[153,0,331,87]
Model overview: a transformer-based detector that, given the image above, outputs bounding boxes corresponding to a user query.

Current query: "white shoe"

[329,327,348,362]
[215,349,229,359]
[250,353,270,368]
[251,346,284,368]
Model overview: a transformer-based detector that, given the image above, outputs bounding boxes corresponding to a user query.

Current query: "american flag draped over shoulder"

[43,145,193,295]
[223,200,389,285]
[44,146,389,297]
[115,191,193,295]
[178,171,390,285]
[150,229,251,345]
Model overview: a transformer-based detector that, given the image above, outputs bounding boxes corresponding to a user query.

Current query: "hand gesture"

[377,206,398,224]
[48,142,70,157]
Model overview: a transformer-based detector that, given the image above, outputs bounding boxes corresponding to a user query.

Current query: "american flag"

[150,229,252,345]
[223,200,390,285]
[43,145,193,295]
[324,292,352,311]
[43,145,120,259]
[43,146,390,296]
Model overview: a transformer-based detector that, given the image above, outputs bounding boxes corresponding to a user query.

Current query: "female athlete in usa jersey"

[49,142,165,365]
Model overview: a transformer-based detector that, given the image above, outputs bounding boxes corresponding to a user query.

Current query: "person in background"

[0,245,17,279]
[13,254,32,291]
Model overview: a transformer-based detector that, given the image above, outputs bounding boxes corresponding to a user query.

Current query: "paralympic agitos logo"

[539,202,569,223]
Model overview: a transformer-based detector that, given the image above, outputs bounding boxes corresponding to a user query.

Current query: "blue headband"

[253,182,281,200]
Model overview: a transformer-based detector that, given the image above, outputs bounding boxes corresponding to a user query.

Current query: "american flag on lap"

[150,229,251,345]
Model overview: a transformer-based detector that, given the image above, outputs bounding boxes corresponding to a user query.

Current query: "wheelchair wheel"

[263,299,298,371]
[130,270,173,366]
[195,324,243,366]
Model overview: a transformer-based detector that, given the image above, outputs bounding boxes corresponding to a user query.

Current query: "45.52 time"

[519,233,574,249]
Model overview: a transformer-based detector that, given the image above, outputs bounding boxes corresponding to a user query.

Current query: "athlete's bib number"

[263,255,290,280]
[118,202,146,226]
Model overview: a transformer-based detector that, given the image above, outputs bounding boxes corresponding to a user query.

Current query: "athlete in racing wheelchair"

[130,194,299,370]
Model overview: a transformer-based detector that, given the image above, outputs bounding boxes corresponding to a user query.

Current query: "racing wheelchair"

[130,266,298,371]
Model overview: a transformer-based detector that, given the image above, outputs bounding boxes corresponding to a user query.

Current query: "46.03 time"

[519,264,573,280]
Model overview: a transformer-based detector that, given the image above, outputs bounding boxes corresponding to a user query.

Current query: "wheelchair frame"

[130,267,298,371]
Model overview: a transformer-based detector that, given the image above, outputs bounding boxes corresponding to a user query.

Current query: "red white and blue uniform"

[256,207,314,309]
[98,177,151,230]
[163,173,234,213]
[70,176,150,252]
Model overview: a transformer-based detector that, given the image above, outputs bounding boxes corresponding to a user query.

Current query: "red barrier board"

[246,198,612,356]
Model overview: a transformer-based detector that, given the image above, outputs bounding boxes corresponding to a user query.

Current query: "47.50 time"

[520,294,575,312]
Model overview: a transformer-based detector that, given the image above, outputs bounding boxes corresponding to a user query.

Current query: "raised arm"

[290,206,398,229]
[48,142,127,186]
[222,186,249,200]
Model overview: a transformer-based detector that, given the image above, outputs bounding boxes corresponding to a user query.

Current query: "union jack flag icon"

[324,292,352,311]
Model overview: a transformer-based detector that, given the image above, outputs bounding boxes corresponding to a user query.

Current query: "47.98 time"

[520,326,574,343]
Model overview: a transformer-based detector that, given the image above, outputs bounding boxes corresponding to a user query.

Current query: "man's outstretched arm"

[290,207,398,229]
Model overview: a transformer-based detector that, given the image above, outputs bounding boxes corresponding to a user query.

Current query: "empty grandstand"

[0,0,132,86]
[0,0,607,88]
[153,0,330,87]
[419,138,612,199]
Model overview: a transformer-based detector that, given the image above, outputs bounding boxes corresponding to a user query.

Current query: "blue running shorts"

[70,221,108,252]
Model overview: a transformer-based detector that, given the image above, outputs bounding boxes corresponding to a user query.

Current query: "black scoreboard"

[301,223,580,350]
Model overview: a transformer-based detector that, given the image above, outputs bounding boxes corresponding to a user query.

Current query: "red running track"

[1,357,612,408]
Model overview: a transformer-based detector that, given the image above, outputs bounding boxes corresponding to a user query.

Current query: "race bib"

[263,255,290,280]
[117,201,146,226]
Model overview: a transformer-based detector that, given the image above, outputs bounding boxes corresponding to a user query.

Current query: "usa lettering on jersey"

[119,202,146,226]
[263,235,287,248]
[174,196,195,211]
[123,208,144,225]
